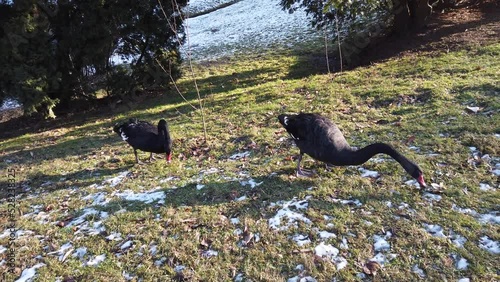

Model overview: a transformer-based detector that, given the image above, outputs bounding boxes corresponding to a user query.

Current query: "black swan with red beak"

[113,118,172,163]
[278,113,426,187]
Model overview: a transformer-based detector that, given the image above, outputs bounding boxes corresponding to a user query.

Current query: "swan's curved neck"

[347,143,413,172]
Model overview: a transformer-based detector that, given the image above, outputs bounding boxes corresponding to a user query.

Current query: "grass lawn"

[0,41,499,281]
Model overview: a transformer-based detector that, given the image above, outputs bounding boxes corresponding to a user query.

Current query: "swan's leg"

[134,149,144,164]
[296,153,315,177]
[149,153,156,162]
[325,163,335,170]
[134,149,139,163]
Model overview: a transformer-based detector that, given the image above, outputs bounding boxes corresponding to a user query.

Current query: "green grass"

[0,43,499,281]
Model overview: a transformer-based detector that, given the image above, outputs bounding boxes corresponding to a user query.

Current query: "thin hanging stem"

[324,26,330,73]
[335,13,343,72]
[157,0,208,142]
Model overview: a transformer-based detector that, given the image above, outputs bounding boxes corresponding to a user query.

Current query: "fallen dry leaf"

[363,260,381,276]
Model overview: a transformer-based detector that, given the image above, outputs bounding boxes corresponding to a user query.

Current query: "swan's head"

[411,166,426,188]
[158,119,172,163]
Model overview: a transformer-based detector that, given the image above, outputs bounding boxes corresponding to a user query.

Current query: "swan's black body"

[113,118,172,163]
[278,113,426,187]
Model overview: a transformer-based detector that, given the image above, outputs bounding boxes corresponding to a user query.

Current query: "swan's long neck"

[346,143,414,173]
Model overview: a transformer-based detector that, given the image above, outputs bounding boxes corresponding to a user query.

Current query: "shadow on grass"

[58,175,317,225]
[0,166,133,200]
[452,83,500,105]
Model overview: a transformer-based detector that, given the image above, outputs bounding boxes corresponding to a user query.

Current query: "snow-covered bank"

[182,0,322,61]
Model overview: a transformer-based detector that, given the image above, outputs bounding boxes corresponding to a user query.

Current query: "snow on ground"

[358,167,380,178]
[479,236,500,254]
[370,232,397,266]
[114,189,166,204]
[14,263,45,282]
[422,224,446,238]
[268,196,312,230]
[182,0,322,60]
[314,242,347,270]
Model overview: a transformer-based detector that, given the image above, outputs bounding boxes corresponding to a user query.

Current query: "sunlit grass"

[0,43,499,281]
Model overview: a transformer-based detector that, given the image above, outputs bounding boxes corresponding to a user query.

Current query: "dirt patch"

[360,0,499,64]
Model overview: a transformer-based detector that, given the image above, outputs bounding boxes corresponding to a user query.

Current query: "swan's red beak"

[417,175,426,188]
[166,153,172,163]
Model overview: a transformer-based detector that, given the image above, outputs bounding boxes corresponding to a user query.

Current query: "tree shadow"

[358,1,499,66]
[451,82,499,104]
[0,166,132,200]
[59,175,317,224]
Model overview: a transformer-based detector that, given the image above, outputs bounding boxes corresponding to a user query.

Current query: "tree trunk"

[392,0,432,35]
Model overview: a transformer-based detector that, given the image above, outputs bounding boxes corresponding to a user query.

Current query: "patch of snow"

[335,257,348,270]
[268,196,312,230]
[230,217,240,224]
[14,263,45,282]
[174,265,186,272]
[423,224,446,238]
[330,198,362,207]
[149,244,158,256]
[456,257,469,270]
[422,192,442,202]
[449,231,467,248]
[452,204,478,216]
[479,183,494,191]
[123,271,135,281]
[114,189,166,204]
[314,242,347,270]
[83,192,109,205]
[288,276,317,282]
[196,184,205,190]
[358,167,380,178]
[104,171,129,187]
[121,240,133,250]
[0,229,34,239]
[292,234,311,246]
[229,151,250,160]
[234,273,245,282]
[373,232,391,252]
[1,98,21,111]
[47,242,73,261]
[235,195,247,201]
[339,237,348,250]
[478,236,500,254]
[478,212,500,225]
[317,230,336,239]
[155,257,166,266]
[0,246,6,254]
[240,178,263,188]
[182,0,321,61]
[412,264,426,278]
[72,247,87,260]
[315,242,338,257]
[106,232,122,241]
[405,179,421,188]
[202,249,219,257]
[458,278,470,282]
[295,264,304,271]
[66,208,97,226]
[370,252,397,266]
[160,176,180,183]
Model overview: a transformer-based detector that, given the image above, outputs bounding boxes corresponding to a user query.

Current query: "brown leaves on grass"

[363,260,382,276]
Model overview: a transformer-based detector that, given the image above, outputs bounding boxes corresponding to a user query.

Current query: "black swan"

[113,118,172,163]
[278,113,426,187]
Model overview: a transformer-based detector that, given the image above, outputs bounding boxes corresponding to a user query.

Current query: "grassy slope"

[0,43,499,281]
